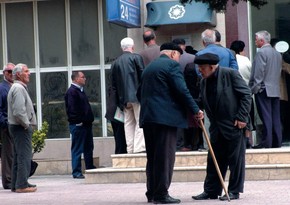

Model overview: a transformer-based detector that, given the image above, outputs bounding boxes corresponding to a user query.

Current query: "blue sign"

[106,0,141,28]
[145,1,215,27]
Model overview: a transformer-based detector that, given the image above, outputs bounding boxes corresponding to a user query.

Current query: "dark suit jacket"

[139,54,200,129]
[200,67,252,141]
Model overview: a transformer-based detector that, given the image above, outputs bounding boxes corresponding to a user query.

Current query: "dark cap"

[172,38,186,45]
[160,42,183,55]
[194,53,219,65]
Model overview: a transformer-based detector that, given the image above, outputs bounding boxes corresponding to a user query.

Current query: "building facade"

[0,0,289,166]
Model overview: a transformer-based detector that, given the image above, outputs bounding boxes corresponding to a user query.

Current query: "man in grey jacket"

[7,63,37,193]
[249,30,282,149]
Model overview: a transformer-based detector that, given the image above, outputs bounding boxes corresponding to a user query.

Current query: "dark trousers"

[9,125,33,189]
[143,123,177,199]
[1,128,13,189]
[69,124,95,177]
[111,121,127,154]
[255,90,282,148]
[204,132,246,195]
[183,127,204,150]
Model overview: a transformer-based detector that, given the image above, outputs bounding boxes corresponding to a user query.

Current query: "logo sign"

[107,0,141,28]
[168,5,185,20]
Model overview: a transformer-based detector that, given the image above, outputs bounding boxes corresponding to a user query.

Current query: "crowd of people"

[0,27,288,203]
[105,28,288,203]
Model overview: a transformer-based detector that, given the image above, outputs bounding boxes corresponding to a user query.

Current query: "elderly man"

[139,42,203,204]
[111,37,145,154]
[7,63,37,193]
[192,53,251,201]
[249,30,282,149]
[0,63,15,189]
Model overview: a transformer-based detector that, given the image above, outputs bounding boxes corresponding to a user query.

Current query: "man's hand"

[195,110,204,121]
[234,120,246,129]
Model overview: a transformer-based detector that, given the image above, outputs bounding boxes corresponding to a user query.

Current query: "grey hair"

[255,30,271,43]
[13,63,27,76]
[120,37,134,50]
[201,29,216,46]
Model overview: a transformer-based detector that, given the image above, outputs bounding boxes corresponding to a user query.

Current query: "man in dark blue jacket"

[65,71,96,179]
[138,43,204,204]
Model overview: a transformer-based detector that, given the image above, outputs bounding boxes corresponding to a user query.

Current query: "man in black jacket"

[192,53,251,201]
[111,37,145,154]
[139,43,203,204]
[65,71,96,179]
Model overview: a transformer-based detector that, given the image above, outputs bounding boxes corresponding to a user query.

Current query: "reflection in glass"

[6,2,35,67]
[41,72,69,139]
[38,0,67,67]
[70,0,99,65]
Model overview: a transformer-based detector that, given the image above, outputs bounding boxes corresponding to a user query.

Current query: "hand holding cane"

[199,119,230,202]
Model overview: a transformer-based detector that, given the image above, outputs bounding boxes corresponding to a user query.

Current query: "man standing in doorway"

[249,30,283,148]
[0,63,15,190]
[65,71,96,179]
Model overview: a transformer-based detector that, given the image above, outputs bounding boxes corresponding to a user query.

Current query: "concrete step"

[85,164,290,183]
[85,147,290,184]
[112,148,290,168]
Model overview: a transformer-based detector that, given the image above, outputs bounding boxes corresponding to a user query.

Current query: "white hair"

[255,30,271,43]
[120,37,134,50]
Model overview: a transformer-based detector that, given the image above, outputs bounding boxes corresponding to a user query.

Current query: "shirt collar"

[72,83,83,92]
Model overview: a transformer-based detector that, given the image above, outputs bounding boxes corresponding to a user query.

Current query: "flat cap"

[160,42,183,55]
[194,53,219,65]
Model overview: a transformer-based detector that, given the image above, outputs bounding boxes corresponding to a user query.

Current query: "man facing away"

[0,63,15,189]
[65,71,96,179]
[139,29,160,67]
[7,63,37,193]
[138,42,203,204]
[111,37,145,154]
[249,30,283,149]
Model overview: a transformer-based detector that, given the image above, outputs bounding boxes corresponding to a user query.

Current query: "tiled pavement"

[0,175,289,205]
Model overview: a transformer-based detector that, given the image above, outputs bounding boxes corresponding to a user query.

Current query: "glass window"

[38,0,67,67]
[105,68,113,136]
[6,2,35,67]
[41,72,69,139]
[82,70,102,137]
[70,0,99,66]
[0,10,3,68]
[103,0,127,64]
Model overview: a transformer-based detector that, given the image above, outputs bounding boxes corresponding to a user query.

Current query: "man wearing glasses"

[0,63,15,190]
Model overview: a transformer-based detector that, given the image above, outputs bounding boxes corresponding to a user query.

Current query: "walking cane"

[199,120,230,202]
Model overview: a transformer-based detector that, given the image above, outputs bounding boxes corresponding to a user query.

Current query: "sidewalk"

[0,175,289,205]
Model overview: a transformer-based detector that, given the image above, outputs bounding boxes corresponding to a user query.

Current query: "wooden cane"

[199,120,230,202]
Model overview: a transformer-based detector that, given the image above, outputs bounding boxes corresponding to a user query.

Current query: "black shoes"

[219,192,239,201]
[252,144,265,149]
[73,174,85,179]
[192,192,218,200]
[153,195,181,204]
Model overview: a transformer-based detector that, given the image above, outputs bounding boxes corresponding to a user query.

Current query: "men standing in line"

[139,29,160,67]
[249,30,283,149]
[111,37,145,154]
[65,71,96,179]
[138,42,203,204]
[192,53,252,201]
[7,63,37,193]
[0,63,15,189]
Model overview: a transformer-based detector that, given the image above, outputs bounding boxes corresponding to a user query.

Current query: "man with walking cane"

[192,53,252,201]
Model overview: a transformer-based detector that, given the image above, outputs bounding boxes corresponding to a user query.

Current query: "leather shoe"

[73,174,85,179]
[15,187,37,193]
[153,195,181,204]
[28,183,37,187]
[219,192,239,201]
[192,192,218,200]
[252,144,265,149]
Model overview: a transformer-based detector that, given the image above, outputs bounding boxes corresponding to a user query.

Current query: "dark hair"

[185,45,198,55]
[71,71,80,80]
[230,40,245,55]
[143,30,155,43]
[172,38,186,45]
[214,29,221,42]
